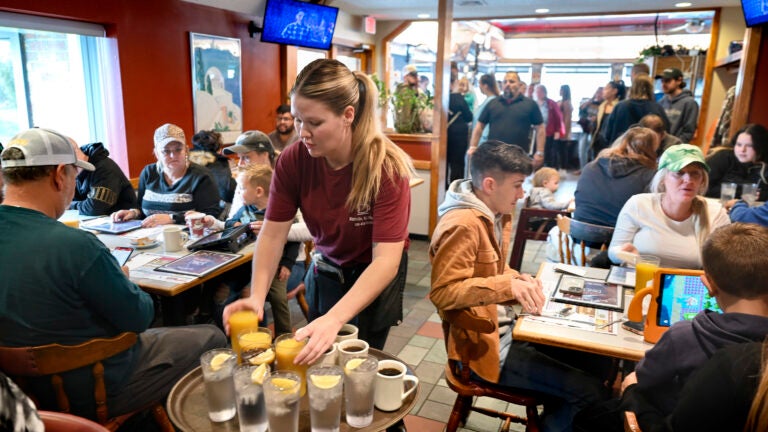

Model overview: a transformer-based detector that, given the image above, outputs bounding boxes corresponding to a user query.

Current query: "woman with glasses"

[111,123,220,227]
[608,144,729,268]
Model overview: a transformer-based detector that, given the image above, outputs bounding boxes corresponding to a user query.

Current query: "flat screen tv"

[741,0,768,27]
[261,0,338,50]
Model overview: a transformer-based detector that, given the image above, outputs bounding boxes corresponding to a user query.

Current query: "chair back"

[557,215,614,266]
[0,333,137,426]
[40,411,110,432]
[509,207,570,271]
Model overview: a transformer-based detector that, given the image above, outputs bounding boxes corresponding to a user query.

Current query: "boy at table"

[203,164,298,335]
[617,223,768,430]
[430,140,611,432]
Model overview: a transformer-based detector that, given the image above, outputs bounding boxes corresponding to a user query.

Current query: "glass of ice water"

[233,365,268,432]
[742,183,759,206]
[200,348,237,422]
[263,371,301,432]
[342,354,378,428]
[721,182,737,204]
[307,365,344,432]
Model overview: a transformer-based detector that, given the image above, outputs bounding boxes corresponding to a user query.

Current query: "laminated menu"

[154,250,242,277]
[551,274,624,312]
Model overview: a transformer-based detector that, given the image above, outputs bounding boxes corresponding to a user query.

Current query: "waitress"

[223,59,414,364]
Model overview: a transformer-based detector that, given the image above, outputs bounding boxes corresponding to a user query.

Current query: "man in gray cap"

[0,127,226,421]
[658,67,699,143]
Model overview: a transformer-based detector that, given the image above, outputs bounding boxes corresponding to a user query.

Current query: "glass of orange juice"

[633,255,661,293]
[228,310,260,357]
[275,333,308,396]
[238,327,274,366]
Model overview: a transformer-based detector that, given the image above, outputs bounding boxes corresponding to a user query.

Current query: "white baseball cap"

[1,128,95,171]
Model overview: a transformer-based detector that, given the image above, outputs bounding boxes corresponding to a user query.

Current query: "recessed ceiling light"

[675,2,692,7]
[417,13,430,18]
[535,8,550,13]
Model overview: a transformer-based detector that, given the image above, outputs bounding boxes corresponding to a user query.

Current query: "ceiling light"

[417,13,430,18]
[675,2,692,7]
[535,8,550,13]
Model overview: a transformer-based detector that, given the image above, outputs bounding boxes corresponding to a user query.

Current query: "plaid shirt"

[281,22,309,39]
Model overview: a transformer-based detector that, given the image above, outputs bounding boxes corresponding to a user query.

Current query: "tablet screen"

[657,273,723,327]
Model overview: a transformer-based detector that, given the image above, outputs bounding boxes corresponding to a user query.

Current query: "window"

[0,13,107,146]
[540,64,614,122]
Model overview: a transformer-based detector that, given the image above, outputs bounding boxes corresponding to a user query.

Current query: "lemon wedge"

[310,374,341,389]
[248,348,275,365]
[270,377,299,392]
[209,353,233,371]
[345,358,365,372]
[251,363,269,385]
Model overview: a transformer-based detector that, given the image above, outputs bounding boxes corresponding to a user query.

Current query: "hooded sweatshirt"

[660,89,699,143]
[430,179,517,383]
[70,143,137,216]
[574,156,656,227]
[631,310,768,415]
[603,99,670,146]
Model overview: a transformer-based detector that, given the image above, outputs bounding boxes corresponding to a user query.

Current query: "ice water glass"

[742,183,759,206]
[263,371,301,432]
[233,366,268,432]
[721,182,737,204]
[307,365,344,432]
[342,354,378,428]
[200,348,237,422]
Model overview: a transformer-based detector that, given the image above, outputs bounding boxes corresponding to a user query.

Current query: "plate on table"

[130,238,160,249]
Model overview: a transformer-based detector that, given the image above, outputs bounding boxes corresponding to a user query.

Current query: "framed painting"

[190,33,242,143]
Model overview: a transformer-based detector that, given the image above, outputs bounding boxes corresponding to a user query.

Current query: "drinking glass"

[263,371,301,432]
[307,365,344,432]
[233,365,268,432]
[274,333,308,396]
[238,327,273,366]
[342,354,378,428]
[633,255,661,293]
[200,348,237,422]
[742,183,759,206]
[720,182,737,204]
[228,310,260,358]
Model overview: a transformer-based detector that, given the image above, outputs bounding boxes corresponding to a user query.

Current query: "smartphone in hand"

[111,246,134,266]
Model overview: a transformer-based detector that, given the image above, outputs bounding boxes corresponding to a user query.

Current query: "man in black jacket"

[69,140,137,216]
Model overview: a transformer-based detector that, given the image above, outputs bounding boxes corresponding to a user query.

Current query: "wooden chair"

[556,215,614,266]
[624,411,642,432]
[442,309,544,432]
[0,333,173,432]
[509,207,570,271]
[39,411,110,432]
[286,240,314,320]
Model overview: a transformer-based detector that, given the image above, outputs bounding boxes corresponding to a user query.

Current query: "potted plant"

[371,74,433,134]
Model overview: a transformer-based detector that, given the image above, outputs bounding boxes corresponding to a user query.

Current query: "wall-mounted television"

[261,0,338,51]
[741,0,768,27]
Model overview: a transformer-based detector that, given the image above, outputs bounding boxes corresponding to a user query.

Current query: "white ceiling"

[183,0,740,21]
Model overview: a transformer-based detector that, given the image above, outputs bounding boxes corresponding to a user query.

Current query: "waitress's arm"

[294,240,405,365]
[221,218,293,334]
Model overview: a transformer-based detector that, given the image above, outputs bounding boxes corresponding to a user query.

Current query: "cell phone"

[622,320,645,336]
[111,247,134,266]
[560,278,585,296]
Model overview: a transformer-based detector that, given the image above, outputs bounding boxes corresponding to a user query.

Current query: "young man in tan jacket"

[430,141,609,432]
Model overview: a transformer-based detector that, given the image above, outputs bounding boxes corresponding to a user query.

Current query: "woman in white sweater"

[609,144,730,269]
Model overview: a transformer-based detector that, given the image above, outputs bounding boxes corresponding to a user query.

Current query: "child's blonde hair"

[532,167,559,187]
[237,165,272,194]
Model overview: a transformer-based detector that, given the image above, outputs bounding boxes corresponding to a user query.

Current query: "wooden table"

[166,348,419,432]
[97,232,254,325]
[512,262,652,362]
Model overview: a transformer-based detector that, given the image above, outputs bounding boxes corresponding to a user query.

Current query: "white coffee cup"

[317,342,338,367]
[335,323,359,343]
[163,226,188,252]
[337,339,368,367]
[374,360,419,411]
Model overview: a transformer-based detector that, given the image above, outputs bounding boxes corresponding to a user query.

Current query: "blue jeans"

[498,338,610,432]
[286,261,306,292]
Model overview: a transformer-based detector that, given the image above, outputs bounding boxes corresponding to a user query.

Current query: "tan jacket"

[429,207,519,383]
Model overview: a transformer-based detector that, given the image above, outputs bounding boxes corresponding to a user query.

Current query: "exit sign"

[364,16,376,34]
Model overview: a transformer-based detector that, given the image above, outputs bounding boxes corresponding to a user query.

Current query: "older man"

[468,71,545,168]
[0,128,225,420]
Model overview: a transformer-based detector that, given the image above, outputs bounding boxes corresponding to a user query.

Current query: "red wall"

[1,0,281,177]
[748,33,768,128]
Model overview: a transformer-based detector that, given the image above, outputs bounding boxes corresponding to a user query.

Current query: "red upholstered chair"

[441,309,544,432]
[0,332,173,432]
[508,206,570,271]
[39,411,110,432]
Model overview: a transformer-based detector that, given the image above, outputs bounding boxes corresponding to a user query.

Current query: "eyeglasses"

[669,169,704,181]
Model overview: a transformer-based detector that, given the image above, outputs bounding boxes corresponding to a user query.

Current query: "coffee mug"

[374,360,419,411]
[337,339,368,367]
[335,324,359,343]
[185,212,206,238]
[163,226,188,252]
[317,342,338,367]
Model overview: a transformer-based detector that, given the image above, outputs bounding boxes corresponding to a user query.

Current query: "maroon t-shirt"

[267,141,411,267]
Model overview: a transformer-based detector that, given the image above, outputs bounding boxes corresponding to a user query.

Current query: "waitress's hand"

[222,297,264,336]
[293,314,343,365]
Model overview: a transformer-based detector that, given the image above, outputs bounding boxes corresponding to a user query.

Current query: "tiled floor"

[278,172,579,432]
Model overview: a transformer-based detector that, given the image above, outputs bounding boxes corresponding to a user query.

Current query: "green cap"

[658,144,709,172]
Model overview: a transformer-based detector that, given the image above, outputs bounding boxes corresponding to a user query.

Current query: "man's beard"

[503,89,514,100]
[278,125,294,135]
